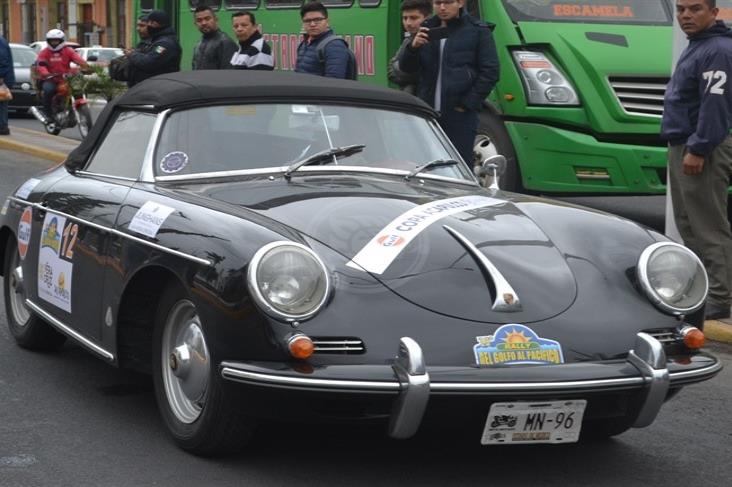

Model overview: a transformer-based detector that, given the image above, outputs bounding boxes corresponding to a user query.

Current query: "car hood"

[169,174,607,323]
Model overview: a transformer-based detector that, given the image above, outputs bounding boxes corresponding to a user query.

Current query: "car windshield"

[154,104,473,181]
[11,47,37,68]
[502,0,672,24]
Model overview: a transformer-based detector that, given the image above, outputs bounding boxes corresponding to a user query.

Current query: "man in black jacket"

[662,0,732,319]
[388,0,432,94]
[399,0,499,164]
[127,10,182,87]
[192,6,238,70]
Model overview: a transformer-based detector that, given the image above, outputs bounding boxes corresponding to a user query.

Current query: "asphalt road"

[9,102,106,141]
[0,150,730,486]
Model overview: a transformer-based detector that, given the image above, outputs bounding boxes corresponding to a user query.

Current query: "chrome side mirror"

[478,154,507,190]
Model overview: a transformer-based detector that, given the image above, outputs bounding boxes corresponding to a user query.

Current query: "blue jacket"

[295,29,350,78]
[399,11,499,113]
[661,21,732,156]
[0,35,15,86]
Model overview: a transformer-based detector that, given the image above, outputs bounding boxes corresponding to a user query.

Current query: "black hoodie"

[661,21,732,155]
[128,25,182,87]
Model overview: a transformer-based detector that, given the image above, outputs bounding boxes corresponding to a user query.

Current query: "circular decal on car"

[159,151,189,174]
[18,207,33,260]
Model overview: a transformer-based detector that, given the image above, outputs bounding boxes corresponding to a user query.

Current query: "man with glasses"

[400,0,499,164]
[295,1,353,79]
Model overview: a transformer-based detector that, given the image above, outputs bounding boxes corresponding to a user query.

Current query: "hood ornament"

[443,225,522,312]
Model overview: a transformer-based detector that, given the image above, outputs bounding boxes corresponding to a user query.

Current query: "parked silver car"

[8,44,37,114]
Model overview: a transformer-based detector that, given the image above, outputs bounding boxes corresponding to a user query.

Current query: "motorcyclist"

[35,29,89,122]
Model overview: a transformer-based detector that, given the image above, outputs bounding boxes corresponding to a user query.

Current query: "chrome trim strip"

[429,377,644,391]
[26,299,115,361]
[220,367,401,391]
[576,174,612,181]
[668,361,723,380]
[8,197,212,266]
[389,337,430,439]
[443,225,521,312]
[314,347,365,352]
[614,92,665,102]
[609,82,667,91]
[141,109,170,182]
[155,165,480,187]
[75,171,137,182]
[628,333,669,428]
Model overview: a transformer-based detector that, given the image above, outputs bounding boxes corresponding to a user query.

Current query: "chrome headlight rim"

[637,242,708,315]
[247,241,331,322]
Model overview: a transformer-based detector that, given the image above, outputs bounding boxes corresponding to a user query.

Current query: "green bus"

[134,0,732,194]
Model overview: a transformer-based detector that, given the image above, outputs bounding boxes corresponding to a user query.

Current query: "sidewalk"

[0,126,78,164]
[0,126,730,345]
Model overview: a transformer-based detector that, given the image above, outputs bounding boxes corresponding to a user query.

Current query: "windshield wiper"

[404,159,460,180]
[284,144,366,179]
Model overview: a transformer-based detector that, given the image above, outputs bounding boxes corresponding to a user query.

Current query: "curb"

[705,320,732,344]
[0,136,67,163]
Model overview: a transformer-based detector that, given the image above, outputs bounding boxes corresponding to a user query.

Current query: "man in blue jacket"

[295,1,351,79]
[662,0,732,319]
[399,0,499,164]
[0,33,15,135]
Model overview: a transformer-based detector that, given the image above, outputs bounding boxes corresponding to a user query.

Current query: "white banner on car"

[347,195,502,275]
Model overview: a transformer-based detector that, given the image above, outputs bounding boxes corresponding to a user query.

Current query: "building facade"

[0,0,134,48]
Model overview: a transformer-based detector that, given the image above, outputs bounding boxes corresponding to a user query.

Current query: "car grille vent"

[311,337,366,354]
[608,76,669,117]
[644,329,677,344]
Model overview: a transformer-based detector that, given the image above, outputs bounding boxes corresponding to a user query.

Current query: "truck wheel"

[3,239,66,350]
[152,284,253,456]
[475,112,522,192]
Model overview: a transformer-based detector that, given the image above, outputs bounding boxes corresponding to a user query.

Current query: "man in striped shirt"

[230,12,274,70]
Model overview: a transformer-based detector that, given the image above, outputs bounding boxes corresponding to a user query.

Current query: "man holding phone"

[399,0,499,164]
[388,0,432,94]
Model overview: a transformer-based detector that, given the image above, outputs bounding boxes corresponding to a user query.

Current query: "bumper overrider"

[220,333,721,438]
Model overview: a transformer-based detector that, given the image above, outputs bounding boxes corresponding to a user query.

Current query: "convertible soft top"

[66,71,434,170]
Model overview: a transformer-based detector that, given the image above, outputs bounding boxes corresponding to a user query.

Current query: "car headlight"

[512,50,580,106]
[637,242,708,315]
[247,241,331,322]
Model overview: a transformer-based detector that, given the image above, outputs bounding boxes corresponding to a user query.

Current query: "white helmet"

[45,29,66,51]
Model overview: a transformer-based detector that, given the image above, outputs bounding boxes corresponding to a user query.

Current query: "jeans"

[438,107,479,165]
[41,80,58,117]
[0,100,8,129]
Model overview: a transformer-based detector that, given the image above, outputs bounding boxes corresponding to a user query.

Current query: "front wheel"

[3,239,66,350]
[75,104,93,139]
[474,112,522,192]
[152,285,253,456]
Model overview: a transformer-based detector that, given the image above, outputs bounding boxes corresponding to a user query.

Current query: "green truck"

[136,0,732,193]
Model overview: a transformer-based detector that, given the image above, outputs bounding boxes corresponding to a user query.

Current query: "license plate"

[481,400,587,445]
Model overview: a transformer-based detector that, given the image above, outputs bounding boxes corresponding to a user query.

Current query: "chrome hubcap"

[9,261,30,326]
[161,300,210,424]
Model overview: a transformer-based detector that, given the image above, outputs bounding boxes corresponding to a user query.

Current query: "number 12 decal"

[61,223,78,259]
[703,70,727,95]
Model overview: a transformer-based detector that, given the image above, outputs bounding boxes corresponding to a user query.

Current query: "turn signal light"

[288,335,314,360]
[680,326,705,349]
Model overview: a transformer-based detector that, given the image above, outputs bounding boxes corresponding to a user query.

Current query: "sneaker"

[0,127,9,135]
[704,302,731,320]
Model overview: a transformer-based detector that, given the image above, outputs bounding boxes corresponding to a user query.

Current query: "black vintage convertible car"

[0,71,721,455]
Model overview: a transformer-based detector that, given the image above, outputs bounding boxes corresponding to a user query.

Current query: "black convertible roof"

[66,71,435,170]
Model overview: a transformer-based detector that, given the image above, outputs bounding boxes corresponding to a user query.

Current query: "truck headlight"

[247,242,331,322]
[512,51,580,106]
[637,242,707,315]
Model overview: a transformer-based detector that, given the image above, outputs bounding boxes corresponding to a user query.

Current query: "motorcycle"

[29,73,93,138]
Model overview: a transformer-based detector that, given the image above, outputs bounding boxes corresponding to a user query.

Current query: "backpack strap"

[316,35,346,65]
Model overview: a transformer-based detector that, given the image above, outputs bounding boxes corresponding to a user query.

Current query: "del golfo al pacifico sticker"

[474,324,564,366]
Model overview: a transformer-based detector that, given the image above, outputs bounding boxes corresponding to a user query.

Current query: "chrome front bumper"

[220,333,722,439]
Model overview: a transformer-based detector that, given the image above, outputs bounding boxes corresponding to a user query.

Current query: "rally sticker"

[347,195,501,274]
[38,213,73,312]
[15,178,41,199]
[17,207,33,260]
[128,201,175,238]
[160,151,189,174]
[1,198,9,215]
[473,324,564,366]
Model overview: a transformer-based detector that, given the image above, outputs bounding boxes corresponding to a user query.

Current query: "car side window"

[85,111,157,179]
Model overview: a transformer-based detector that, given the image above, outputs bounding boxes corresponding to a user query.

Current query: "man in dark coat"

[295,1,351,79]
[662,0,732,319]
[388,0,432,94]
[127,10,182,87]
[399,0,499,164]
[192,5,238,70]
[0,33,15,135]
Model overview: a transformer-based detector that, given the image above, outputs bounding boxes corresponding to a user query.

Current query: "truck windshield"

[502,0,671,24]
